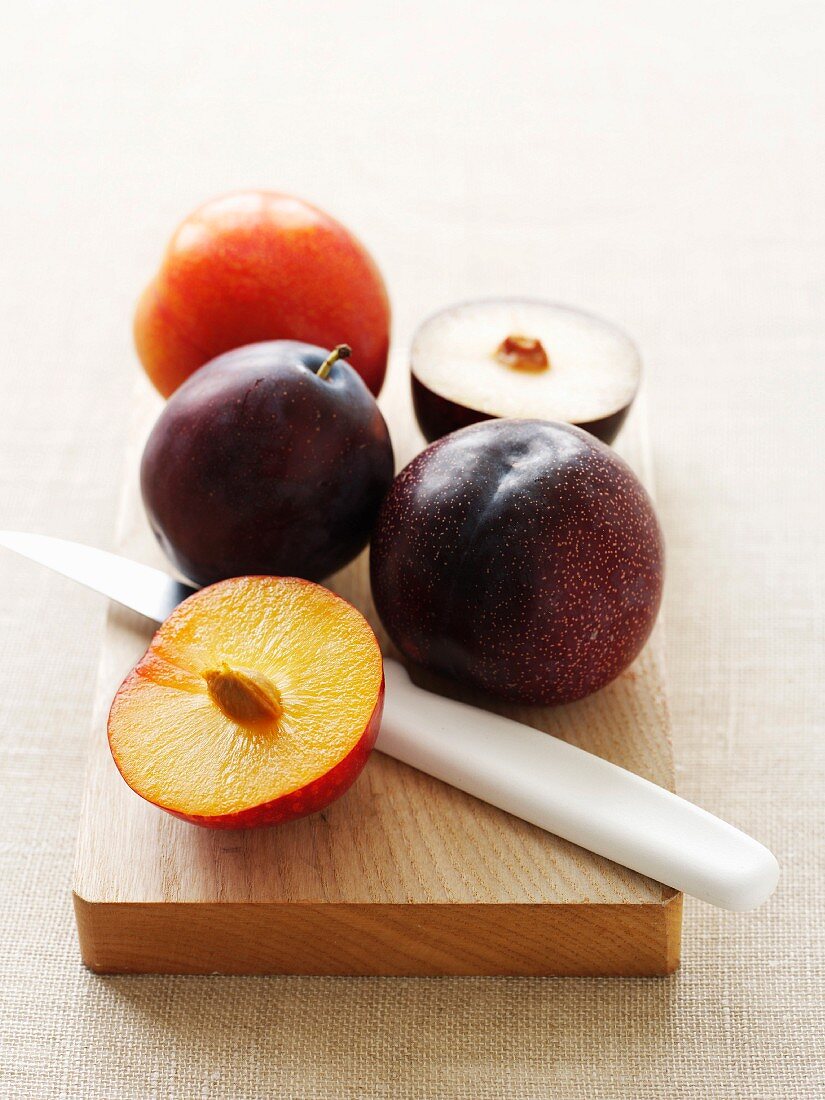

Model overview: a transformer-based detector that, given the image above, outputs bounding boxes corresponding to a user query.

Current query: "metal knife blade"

[0,531,195,622]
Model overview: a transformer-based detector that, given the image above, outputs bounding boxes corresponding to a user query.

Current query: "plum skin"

[134,190,391,398]
[411,372,633,446]
[370,419,664,706]
[141,341,395,587]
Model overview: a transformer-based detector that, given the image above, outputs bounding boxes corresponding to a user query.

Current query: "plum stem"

[495,334,550,373]
[203,662,283,727]
[316,343,352,381]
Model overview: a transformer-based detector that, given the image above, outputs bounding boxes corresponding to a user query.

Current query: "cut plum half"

[107,576,384,829]
[411,298,641,444]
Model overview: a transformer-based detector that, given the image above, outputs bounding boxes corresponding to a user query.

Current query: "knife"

[0,530,779,911]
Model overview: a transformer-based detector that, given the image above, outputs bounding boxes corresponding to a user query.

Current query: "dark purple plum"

[142,341,394,586]
[410,298,641,445]
[369,419,664,706]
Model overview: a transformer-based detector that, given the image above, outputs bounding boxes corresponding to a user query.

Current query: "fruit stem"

[203,663,283,727]
[316,343,352,381]
[494,334,550,373]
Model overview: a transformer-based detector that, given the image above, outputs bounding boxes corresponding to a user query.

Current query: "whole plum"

[370,419,663,705]
[142,341,394,586]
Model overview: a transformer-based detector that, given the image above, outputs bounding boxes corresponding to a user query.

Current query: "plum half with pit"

[411,298,641,444]
[370,418,664,706]
[141,341,394,586]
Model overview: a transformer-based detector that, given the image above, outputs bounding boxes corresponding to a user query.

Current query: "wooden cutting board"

[73,353,682,976]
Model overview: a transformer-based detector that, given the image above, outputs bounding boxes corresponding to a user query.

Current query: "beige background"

[0,2,822,1097]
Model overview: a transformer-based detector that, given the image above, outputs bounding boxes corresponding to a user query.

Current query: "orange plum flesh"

[108,576,384,829]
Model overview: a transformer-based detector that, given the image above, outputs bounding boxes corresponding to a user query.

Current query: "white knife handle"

[377,660,778,911]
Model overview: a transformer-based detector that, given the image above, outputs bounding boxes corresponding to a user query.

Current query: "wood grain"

[73,352,681,974]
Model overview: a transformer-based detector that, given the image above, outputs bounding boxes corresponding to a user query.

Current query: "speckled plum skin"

[369,419,664,705]
[142,341,394,586]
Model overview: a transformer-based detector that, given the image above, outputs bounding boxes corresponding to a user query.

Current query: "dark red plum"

[142,341,394,586]
[369,419,664,706]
